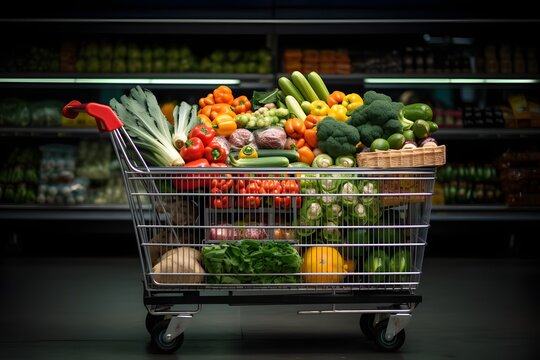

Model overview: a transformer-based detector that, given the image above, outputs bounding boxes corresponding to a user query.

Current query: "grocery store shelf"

[0,204,133,221]
[1,204,539,223]
[431,205,540,222]
[0,73,274,90]
[3,73,538,90]
[0,127,105,138]
[2,17,539,35]
[435,128,540,140]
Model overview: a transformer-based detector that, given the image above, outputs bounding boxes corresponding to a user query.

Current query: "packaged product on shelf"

[37,144,87,205]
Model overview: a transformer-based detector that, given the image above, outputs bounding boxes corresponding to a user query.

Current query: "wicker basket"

[356,145,446,168]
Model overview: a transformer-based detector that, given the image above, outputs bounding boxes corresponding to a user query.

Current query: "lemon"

[387,133,406,149]
[370,138,390,152]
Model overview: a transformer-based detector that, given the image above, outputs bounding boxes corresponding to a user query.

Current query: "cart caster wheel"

[373,319,406,352]
[150,320,184,354]
[360,313,376,339]
[145,312,165,333]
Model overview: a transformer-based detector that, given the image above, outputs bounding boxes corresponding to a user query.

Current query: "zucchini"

[307,71,330,101]
[278,77,304,104]
[291,71,319,102]
[285,95,307,121]
[229,154,290,167]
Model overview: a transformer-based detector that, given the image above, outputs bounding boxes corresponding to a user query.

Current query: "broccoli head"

[316,117,360,158]
[358,123,383,148]
[382,119,403,138]
[347,91,405,147]
[363,90,392,105]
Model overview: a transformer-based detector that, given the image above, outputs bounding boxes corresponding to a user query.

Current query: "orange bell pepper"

[231,95,252,114]
[199,103,236,121]
[212,114,237,137]
[304,128,318,148]
[304,114,321,129]
[327,90,346,107]
[284,117,306,140]
[297,145,315,166]
[198,93,215,108]
[213,85,234,105]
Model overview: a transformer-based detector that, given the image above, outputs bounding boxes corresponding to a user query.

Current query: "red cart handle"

[62,100,123,132]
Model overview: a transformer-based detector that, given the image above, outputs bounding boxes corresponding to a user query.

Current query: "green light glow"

[0,78,241,85]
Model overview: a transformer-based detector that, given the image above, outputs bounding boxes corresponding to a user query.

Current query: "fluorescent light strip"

[364,77,539,84]
[0,78,241,85]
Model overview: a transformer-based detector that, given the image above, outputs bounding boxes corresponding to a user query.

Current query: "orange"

[301,246,347,283]
[160,101,176,125]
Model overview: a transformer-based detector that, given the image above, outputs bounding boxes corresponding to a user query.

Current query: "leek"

[109,86,184,167]
[173,101,200,150]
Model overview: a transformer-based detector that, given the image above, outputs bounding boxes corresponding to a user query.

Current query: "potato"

[151,247,205,284]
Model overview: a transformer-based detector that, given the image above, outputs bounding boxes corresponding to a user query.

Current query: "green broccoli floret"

[316,117,360,158]
[358,123,383,148]
[382,119,403,138]
[348,91,404,147]
[363,90,392,105]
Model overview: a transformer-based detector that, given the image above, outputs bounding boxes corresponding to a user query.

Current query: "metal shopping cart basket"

[63,100,442,353]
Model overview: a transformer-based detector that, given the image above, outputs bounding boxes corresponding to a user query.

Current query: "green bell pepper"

[402,103,433,121]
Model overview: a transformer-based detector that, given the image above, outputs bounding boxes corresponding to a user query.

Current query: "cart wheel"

[359,313,376,339]
[150,320,184,354]
[145,312,165,333]
[373,318,406,352]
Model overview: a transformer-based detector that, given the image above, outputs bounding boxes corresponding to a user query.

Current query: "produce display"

[437,162,502,204]
[1,40,272,74]
[0,147,40,203]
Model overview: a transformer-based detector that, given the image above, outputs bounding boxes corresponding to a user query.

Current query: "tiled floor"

[0,256,538,359]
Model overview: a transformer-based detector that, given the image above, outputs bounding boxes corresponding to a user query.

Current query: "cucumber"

[229,154,290,167]
[257,149,299,162]
[291,71,319,102]
[307,71,330,101]
[278,77,304,104]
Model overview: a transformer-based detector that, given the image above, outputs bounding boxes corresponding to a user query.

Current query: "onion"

[402,140,418,149]
[418,137,438,148]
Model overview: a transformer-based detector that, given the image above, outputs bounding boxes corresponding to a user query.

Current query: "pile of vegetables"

[103,73,440,285]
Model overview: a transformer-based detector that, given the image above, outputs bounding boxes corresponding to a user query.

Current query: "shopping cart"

[63,100,438,353]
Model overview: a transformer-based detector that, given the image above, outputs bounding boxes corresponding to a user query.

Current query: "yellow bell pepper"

[328,104,349,121]
[239,145,258,159]
[212,114,237,137]
[342,93,364,112]
[309,100,330,116]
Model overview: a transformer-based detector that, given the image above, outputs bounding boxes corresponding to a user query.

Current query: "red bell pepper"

[173,158,210,191]
[180,137,205,162]
[189,124,215,146]
[204,141,227,164]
